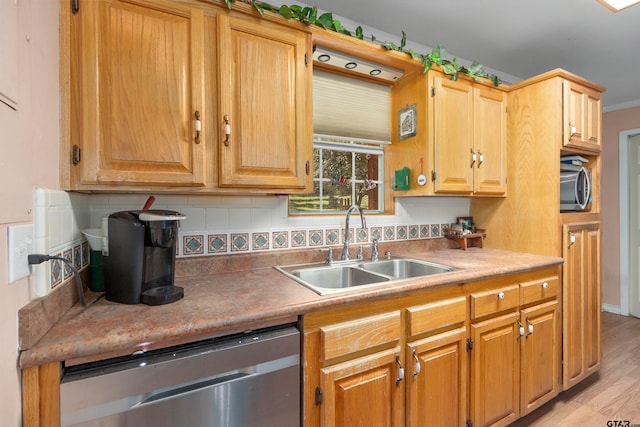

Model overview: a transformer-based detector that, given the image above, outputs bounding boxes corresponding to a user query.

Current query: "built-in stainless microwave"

[560,166,592,211]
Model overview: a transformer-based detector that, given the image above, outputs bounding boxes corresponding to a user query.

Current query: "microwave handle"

[575,167,591,210]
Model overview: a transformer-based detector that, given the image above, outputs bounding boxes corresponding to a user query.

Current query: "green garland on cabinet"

[224,0,502,86]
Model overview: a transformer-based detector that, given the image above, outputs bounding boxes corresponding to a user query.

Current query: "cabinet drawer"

[320,311,401,360]
[406,297,467,337]
[520,276,559,306]
[470,285,519,319]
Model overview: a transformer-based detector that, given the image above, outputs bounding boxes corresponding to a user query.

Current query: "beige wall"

[0,1,59,425]
[601,106,640,310]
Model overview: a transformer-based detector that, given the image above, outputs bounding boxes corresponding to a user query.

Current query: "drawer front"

[407,297,467,337]
[320,311,401,360]
[520,276,560,306]
[470,285,519,319]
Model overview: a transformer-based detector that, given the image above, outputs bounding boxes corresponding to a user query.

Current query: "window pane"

[289,181,321,212]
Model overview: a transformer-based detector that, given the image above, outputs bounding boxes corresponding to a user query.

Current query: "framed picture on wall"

[398,104,416,140]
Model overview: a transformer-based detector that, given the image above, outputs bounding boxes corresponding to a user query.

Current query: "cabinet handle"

[194,111,201,144]
[470,149,476,168]
[478,151,484,167]
[525,316,534,336]
[497,291,505,300]
[412,350,421,377]
[517,319,525,340]
[396,355,404,385]
[568,232,576,248]
[568,121,577,141]
[542,281,549,289]
[223,115,231,146]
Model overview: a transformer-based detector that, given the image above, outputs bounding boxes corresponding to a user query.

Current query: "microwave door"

[576,167,591,209]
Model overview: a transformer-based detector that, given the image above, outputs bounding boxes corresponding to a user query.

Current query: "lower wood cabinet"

[320,347,403,427]
[302,266,561,427]
[562,221,602,389]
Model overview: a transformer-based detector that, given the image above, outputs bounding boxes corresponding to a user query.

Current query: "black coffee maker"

[104,210,186,305]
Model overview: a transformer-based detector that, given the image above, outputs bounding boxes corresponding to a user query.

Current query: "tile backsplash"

[33,189,470,295]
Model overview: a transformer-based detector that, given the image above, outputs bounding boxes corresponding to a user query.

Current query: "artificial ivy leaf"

[278,5,293,19]
[252,1,265,16]
[407,49,420,59]
[450,72,459,82]
[468,61,484,74]
[442,62,457,75]
[400,31,407,50]
[316,12,333,29]
[371,34,376,42]
[384,41,399,51]
[356,26,364,40]
[225,0,234,9]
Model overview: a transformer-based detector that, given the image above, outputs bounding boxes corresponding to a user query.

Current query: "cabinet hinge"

[306,160,310,175]
[315,386,322,406]
[305,52,309,67]
[466,419,473,427]
[466,338,473,352]
[71,0,79,14]
[72,144,81,165]
[431,170,436,182]
[431,86,436,97]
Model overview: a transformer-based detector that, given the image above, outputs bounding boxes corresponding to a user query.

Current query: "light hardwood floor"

[512,311,640,426]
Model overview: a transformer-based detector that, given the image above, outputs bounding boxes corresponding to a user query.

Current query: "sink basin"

[292,265,390,290]
[275,257,456,295]
[359,259,453,278]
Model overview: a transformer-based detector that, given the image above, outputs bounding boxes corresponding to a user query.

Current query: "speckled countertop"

[18,240,563,369]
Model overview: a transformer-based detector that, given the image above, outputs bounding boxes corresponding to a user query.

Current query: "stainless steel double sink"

[275,257,455,295]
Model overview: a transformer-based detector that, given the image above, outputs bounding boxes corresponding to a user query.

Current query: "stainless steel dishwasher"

[60,324,300,427]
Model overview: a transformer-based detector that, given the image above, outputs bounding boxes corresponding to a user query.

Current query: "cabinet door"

[470,312,520,427]
[474,86,507,195]
[74,0,205,186]
[432,75,474,193]
[320,347,403,427]
[520,300,560,415]
[562,221,602,389]
[217,14,312,189]
[563,80,601,153]
[406,327,468,427]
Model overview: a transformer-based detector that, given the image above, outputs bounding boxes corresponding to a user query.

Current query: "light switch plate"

[8,224,34,284]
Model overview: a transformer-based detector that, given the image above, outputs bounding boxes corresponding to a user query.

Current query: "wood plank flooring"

[511,312,640,426]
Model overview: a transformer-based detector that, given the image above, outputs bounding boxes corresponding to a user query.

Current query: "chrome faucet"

[341,206,367,261]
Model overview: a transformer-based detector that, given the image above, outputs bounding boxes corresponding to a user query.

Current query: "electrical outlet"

[8,224,34,284]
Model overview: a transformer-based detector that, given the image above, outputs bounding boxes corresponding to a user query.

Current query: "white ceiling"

[303,0,640,111]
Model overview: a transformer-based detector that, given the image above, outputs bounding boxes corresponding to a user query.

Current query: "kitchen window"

[293,69,391,214]
[289,135,385,214]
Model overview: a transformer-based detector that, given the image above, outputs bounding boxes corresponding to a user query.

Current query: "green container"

[89,250,104,292]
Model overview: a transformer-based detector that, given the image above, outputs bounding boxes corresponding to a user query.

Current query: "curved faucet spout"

[341,206,367,261]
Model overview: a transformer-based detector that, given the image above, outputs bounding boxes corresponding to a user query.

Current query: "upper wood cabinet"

[388,70,507,197]
[70,0,206,187]
[217,14,312,189]
[563,80,602,153]
[63,0,312,193]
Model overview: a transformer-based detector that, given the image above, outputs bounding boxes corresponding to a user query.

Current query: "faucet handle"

[371,238,379,262]
[321,247,334,264]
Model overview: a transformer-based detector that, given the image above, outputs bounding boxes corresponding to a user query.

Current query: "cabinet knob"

[542,282,549,289]
[498,291,505,300]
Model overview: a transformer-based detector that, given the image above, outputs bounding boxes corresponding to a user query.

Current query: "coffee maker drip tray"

[140,285,184,306]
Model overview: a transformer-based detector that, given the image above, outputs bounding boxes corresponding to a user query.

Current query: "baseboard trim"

[602,303,622,315]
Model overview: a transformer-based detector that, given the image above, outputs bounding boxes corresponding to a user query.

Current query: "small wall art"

[398,104,417,140]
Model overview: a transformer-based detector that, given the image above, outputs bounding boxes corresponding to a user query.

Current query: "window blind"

[313,70,391,142]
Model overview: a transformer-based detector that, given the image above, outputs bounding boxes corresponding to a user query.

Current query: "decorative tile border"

[176,222,455,258]
[47,239,89,289]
